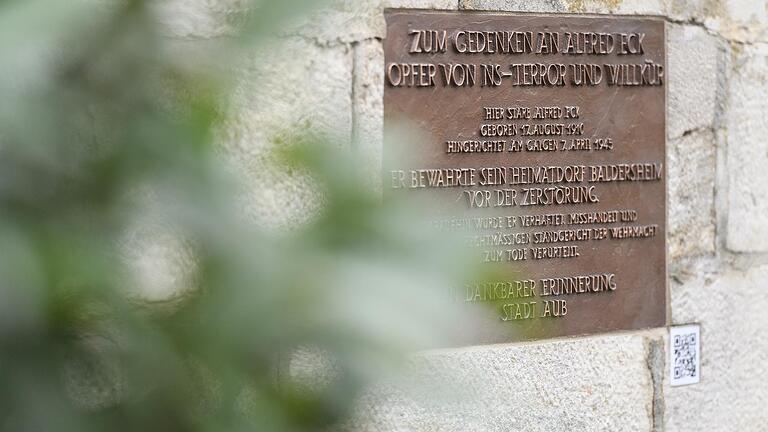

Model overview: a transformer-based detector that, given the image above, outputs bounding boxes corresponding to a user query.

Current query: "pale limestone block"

[564,0,666,15]
[722,0,765,23]
[456,0,669,18]
[285,0,386,44]
[353,40,385,193]
[666,0,768,43]
[222,38,353,229]
[287,0,460,44]
[453,0,768,42]
[663,0,732,25]
[720,0,768,41]
[666,265,768,431]
[384,0,459,8]
[155,0,388,44]
[668,130,716,260]
[667,23,725,139]
[345,333,656,432]
[460,0,665,14]
[458,0,569,12]
[153,0,249,39]
[725,43,768,252]
[283,0,469,45]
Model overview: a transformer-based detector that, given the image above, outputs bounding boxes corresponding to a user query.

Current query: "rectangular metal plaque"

[384,10,667,343]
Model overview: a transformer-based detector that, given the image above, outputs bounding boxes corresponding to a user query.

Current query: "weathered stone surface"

[222,38,353,229]
[563,0,664,15]
[287,0,461,45]
[666,0,768,43]
[664,0,716,22]
[666,22,722,263]
[154,0,400,44]
[459,0,667,14]
[385,0,459,7]
[153,0,248,39]
[667,24,725,139]
[459,0,569,12]
[153,0,768,45]
[726,43,768,252]
[345,333,658,432]
[666,265,768,431]
[457,0,768,43]
[353,40,385,193]
[285,0,386,45]
[711,0,768,43]
[668,130,716,261]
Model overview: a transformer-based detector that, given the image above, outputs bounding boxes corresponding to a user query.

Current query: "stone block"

[459,0,666,14]
[667,23,725,139]
[666,265,768,430]
[153,0,248,39]
[716,0,768,42]
[564,0,666,15]
[725,43,768,252]
[345,333,657,431]
[668,130,716,260]
[459,0,569,12]
[353,40,385,193]
[384,0,459,8]
[284,0,386,45]
[221,38,354,229]
[666,0,768,43]
[154,0,392,44]
[287,0,461,45]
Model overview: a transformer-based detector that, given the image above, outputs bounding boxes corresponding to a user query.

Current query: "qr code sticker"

[670,325,700,386]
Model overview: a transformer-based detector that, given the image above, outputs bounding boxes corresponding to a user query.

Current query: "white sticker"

[670,324,701,386]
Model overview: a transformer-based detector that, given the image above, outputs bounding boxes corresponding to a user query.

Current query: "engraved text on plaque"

[384,11,667,343]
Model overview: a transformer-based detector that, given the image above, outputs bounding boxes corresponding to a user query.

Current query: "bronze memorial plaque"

[383,10,667,343]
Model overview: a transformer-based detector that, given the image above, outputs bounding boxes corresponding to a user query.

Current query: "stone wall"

[163,1,768,430]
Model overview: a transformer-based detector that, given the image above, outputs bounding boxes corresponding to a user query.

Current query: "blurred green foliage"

[0,1,486,431]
